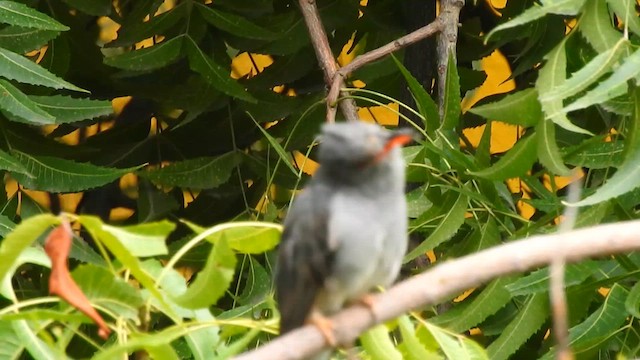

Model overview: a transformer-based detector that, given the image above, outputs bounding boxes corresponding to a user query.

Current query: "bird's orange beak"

[373,128,416,163]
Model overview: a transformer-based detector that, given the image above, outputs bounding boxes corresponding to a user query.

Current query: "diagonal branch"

[436,0,464,112]
[235,219,640,360]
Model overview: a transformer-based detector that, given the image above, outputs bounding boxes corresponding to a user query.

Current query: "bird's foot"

[309,311,337,346]
[349,293,378,321]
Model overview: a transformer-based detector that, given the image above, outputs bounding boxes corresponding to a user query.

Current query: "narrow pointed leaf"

[537,42,591,134]
[104,36,183,71]
[29,95,113,123]
[579,0,622,52]
[425,322,489,360]
[606,0,640,37]
[397,316,440,360]
[0,214,59,285]
[11,151,140,193]
[470,133,538,180]
[108,2,187,47]
[469,88,541,127]
[541,39,628,102]
[250,115,298,175]
[441,53,461,133]
[431,277,516,332]
[405,191,468,261]
[486,0,587,41]
[505,261,599,296]
[0,26,59,53]
[185,37,255,102]
[564,47,640,113]
[184,220,281,254]
[0,1,69,31]
[195,3,277,40]
[62,0,111,16]
[101,221,175,257]
[0,47,86,92]
[540,284,628,359]
[0,148,32,177]
[361,325,403,360]
[487,294,549,360]
[392,55,439,133]
[140,152,241,190]
[572,89,640,206]
[173,237,236,309]
[536,119,571,175]
[0,79,55,124]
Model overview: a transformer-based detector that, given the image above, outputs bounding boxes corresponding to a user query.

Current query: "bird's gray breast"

[322,188,408,310]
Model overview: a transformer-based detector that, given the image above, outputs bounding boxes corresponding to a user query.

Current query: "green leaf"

[104,36,183,71]
[536,119,571,175]
[440,53,461,134]
[405,191,468,261]
[486,0,587,41]
[101,221,175,257]
[108,2,187,47]
[571,89,640,206]
[505,261,600,296]
[0,214,58,286]
[173,237,236,309]
[249,114,298,175]
[606,0,640,37]
[185,37,255,103]
[397,316,441,360]
[431,277,516,332]
[27,95,112,124]
[540,40,628,102]
[392,55,439,134]
[451,218,500,257]
[70,264,143,320]
[0,148,32,177]
[195,3,277,40]
[0,214,16,237]
[0,47,86,92]
[0,26,59,53]
[564,46,640,113]
[184,220,281,254]
[78,216,167,307]
[470,133,538,180]
[563,140,624,169]
[536,41,592,135]
[540,284,628,359]
[469,88,541,127]
[487,293,549,360]
[361,325,403,360]
[11,151,141,193]
[625,281,640,318]
[1,309,89,323]
[580,0,622,52]
[0,79,55,124]
[62,0,111,16]
[140,152,241,190]
[0,1,69,31]
[424,322,488,360]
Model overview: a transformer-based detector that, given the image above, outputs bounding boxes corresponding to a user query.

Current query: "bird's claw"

[309,311,337,346]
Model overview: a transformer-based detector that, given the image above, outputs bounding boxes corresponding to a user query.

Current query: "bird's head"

[318,121,415,170]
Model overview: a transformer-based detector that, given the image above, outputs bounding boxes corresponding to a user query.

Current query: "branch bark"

[436,0,464,113]
[235,219,640,360]
[297,0,359,123]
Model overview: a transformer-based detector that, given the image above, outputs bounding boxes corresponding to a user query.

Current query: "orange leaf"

[44,221,111,339]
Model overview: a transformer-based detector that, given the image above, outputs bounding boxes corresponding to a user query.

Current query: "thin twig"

[551,171,582,360]
[235,219,640,360]
[297,0,359,122]
[436,0,464,113]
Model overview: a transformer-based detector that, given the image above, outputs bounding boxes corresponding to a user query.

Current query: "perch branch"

[436,0,464,113]
[235,219,640,360]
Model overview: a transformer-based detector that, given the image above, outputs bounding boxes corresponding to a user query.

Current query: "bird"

[275,121,413,357]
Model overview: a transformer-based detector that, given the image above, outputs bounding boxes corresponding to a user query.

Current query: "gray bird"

[275,121,412,357]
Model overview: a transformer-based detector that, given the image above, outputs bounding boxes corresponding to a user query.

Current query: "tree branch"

[436,0,464,112]
[297,0,359,122]
[235,220,640,360]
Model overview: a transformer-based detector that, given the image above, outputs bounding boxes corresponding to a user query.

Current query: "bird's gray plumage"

[275,121,409,339]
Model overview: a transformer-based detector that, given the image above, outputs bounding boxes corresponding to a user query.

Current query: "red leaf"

[44,221,111,339]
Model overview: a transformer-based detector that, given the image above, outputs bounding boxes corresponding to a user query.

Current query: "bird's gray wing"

[275,186,335,334]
